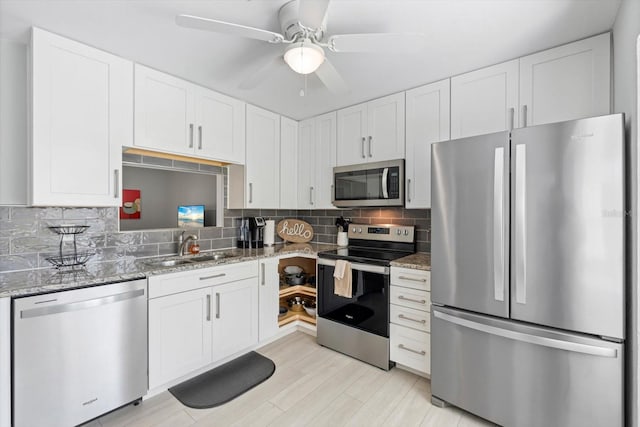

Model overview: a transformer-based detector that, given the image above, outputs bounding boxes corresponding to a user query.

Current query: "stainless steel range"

[317,224,415,370]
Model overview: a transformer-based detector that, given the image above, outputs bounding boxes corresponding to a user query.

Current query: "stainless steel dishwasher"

[12,278,148,427]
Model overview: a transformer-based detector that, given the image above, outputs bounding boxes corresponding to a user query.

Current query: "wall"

[612,0,640,425]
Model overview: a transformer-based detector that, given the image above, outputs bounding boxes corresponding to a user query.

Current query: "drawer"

[390,286,431,312]
[390,304,430,332]
[149,261,258,298]
[390,323,430,375]
[391,267,430,291]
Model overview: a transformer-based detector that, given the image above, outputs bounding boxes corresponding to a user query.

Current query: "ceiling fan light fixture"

[284,39,325,74]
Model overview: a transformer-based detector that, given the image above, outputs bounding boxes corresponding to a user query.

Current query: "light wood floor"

[90,332,495,427]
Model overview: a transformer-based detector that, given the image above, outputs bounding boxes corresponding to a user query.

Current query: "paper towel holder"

[264,219,275,247]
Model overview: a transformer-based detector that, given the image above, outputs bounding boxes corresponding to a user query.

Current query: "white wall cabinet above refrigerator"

[405,79,450,209]
[451,33,611,139]
[134,64,245,164]
[337,93,405,166]
[30,28,132,207]
[298,111,337,210]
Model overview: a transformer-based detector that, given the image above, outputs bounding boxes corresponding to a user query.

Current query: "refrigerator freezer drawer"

[390,323,430,375]
[431,306,624,427]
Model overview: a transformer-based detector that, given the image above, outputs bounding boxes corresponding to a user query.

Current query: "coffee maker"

[237,217,265,248]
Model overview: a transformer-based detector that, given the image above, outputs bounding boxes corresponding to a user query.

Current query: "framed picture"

[178,205,204,228]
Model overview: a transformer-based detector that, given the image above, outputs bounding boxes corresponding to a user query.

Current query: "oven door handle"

[318,258,389,275]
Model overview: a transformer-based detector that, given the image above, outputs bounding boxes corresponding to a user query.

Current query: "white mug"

[337,231,348,247]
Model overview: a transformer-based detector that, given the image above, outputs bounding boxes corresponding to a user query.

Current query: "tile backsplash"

[0,206,430,273]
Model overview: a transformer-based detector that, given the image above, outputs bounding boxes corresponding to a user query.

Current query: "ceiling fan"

[175,0,425,94]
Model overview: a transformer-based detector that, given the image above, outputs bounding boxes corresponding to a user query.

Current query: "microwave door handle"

[382,168,389,199]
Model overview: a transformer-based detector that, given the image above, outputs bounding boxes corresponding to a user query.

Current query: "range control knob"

[396,229,402,235]
[404,229,409,236]
[358,228,362,233]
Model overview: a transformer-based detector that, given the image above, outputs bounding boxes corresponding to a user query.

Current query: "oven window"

[317,264,389,337]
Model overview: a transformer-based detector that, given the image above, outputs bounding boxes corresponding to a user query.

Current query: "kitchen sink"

[145,252,238,268]
[190,253,233,262]
[145,259,194,267]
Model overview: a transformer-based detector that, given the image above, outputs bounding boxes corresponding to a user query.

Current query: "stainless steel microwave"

[332,159,404,207]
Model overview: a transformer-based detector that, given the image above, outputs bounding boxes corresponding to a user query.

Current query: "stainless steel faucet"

[178,231,198,256]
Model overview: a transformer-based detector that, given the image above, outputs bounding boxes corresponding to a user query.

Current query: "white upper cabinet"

[134,64,245,164]
[245,105,280,209]
[337,93,405,166]
[31,28,132,207]
[451,60,519,139]
[298,112,337,209]
[405,79,451,209]
[519,33,611,127]
[279,116,298,209]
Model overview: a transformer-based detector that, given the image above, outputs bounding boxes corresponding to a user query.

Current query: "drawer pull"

[398,314,426,324]
[398,275,427,283]
[398,295,426,305]
[398,344,426,356]
[200,273,226,281]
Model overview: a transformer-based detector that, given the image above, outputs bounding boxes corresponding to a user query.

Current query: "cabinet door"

[297,118,316,209]
[280,117,298,209]
[336,103,367,166]
[30,28,132,207]
[519,33,610,127]
[405,79,450,208]
[258,258,280,342]
[212,278,259,361]
[314,111,337,209]
[451,60,519,139]
[134,64,195,154]
[196,88,246,163]
[246,105,280,208]
[148,287,213,389]
[367,92,405,162]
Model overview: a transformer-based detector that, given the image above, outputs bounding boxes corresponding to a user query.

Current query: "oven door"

[317,258,390,337]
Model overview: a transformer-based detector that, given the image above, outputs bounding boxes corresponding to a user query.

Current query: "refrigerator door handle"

[515,144,527,304]
[433,310,618,358]
[493,147,505,302]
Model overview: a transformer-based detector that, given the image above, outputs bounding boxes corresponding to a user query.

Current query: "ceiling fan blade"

[176,14,285,43]
[328,33,426,53]
[315,58,348,95]
[238,56,283,90]
[298,0,330,29]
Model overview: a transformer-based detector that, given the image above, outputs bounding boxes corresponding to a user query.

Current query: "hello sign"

[277,219,314,243]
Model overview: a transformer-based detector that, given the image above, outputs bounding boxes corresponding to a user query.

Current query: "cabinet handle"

[249,183,253,204]
[310,186,314,205]
[206,294,211,321]
[189,123,194,148]
[398,275,427,283]
[398,295,426,305]
[113,170,119,198]
[198,125,203,149]
[261,263,266,286]
[368,136,372,157]
[199,273,226,281]
[361,137,366,158]
[407,179,412,203]
[398,344,426,356]
[521,105,528,127]
[398,313,427,324]
[215,293,220,319]
[508,107,515,131]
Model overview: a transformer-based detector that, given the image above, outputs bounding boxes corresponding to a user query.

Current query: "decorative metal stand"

[46,225,95,269]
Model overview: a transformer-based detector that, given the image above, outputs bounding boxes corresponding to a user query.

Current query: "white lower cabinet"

[258,258,280,342]
[148,261,258,390]
[390,267,431,376]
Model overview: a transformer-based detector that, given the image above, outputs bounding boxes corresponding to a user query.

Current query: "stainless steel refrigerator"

[430,114,625,427]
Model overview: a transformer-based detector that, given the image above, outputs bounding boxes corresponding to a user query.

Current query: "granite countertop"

[390,252,431,271]
[0,243,337,298]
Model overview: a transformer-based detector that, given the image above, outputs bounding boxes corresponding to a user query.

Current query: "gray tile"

[359,208,380,218]
[414,219,430,230]
[211,238,234,249]
[11,236,59,254]
[142,156,172,167]
[403,209,430,219]
[380,218,413,226]
[222,227,237,238]
[93,247,122,262]
[317,217,335,226]
[417,242,431,253]
[143,230,174,244]
[124,244,159,258]
[379,208,405,218]
[158,242,179,256]
[196,240,212,251]
[122,153,142,163]
[12,207,63,220]
[173,160,200,171]
[0,218,38,239]
[0,239,8,255]
[200,227,223,239]
[63,208,101,220]
[0,254,39,272]
[260,209,278,217]
[416,230,429,242]
[106,232,142,247]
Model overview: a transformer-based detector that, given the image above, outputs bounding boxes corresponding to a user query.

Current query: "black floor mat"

[168,351,276,409]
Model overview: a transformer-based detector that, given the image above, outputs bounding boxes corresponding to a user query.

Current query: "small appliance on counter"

[237,217,265,248]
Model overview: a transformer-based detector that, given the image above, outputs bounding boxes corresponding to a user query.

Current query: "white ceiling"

[0,0,621,120]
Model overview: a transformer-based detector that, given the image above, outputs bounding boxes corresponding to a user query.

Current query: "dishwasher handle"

[19,288,145,319]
